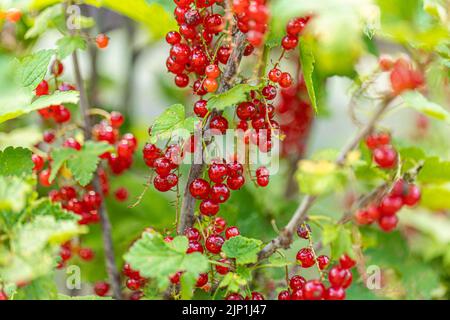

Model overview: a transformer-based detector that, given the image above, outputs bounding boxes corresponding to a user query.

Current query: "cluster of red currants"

[277,75,314,157]
[355,178,421,232]
[166,0,234,92]
[93,115,138,176]
[276,225,354,300]
[143,143,181,192]
[57,240,94,269]
[366,132,398,169]
[379,56,424,96]
[166,217,242,292]
[232,0,269,47]
[121,263,147,300]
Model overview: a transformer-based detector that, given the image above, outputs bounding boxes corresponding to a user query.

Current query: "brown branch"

[257,96,395,261]
[177,30,247,235]
[72,50,122,300]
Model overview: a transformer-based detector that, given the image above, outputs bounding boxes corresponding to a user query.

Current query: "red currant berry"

[403,184,421,206]
[317,255,330,270]
[166,31,182,45]
[184,227,201,242]
[110,112,124,128]
[296,224,311,239]
[208,162,228,183]
[205,234,225,254]
[210,115,229,134]
[187,241,204,254]
[114,187,129,202]
[196,273,208,287]
[278,290,291,300]
[328,266,352,288]
[43,130,56,143]
[96,34,109,49]
[215,258,230,275]
[279,72,293,88]
[227,175,245,190]
[373,145,397,169]
[326,287,346,300]
[302,280,326,300]
[194,99,208,118]
[78,248,94,261]
[268,68,282,83]
[200,199,220,216]
[213,217,227,233]
[296,248,315,268]
[339,254,356,269]
[281,35,299,50]
[32,154,44,171]
[39,168,52,187]
[378,215,398,232]
[225,226,240,239]
[289,275,307,290]
[291,289,304,300]
[379,195,403,216]
[35,80,49,96]
[210,183,230,203]
[189,178,210,199]
[94,282,110,296]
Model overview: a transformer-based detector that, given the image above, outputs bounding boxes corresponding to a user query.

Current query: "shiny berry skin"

[213,217,227,233]
[194,100,208,118]
[196,273,208,287]
[126,278,141,291]
[210,183,230,203]
[296,248,315,268]
[217,45,231,64]
[110,111,124,128]
[225,226,240,239]
[249,292,265,300]
[187,241,204,254]
[355,209,372,225]
[78,248,94,261]
[154,157,172,177]
[114,187,129,202]
[170,43,191,65]
[302,280,326,300]
[166,31,182,45]
[289,275,306,290]
[94,282,110,296]
[35,80,49,96]
[227,161,243,177]
[379,195,403,216]
[236,102,257,120]
[204,77,218,93]
[326,287,346,300]
[317,255,330,270]
[39,168,52,187]
[328,266,352,288]
[32,154,44,171]
[210,116,229,134]
[83,191,102,210]
[154,175,171,192]
[205,234,225,254]
[282,35,299,50]
[205,64,221,79]
[227,175,245,190]
[215,258,230,275]
[63,137,81,150]
[175,74,190,88]
[256,176,269,187]
[200,199,219,216]
[291,289,304,300]
[268,68,282,83]
[262,85,277,100]
[96,34,109,49]
[226,293,244,300]
[170,271,182,284]
[208,163,228,183]
[189,178,210,199]
[43,130,56,143]
[297,224,311,239]
[403,184,421,206]
[286,17,306,37]
[244,44,255,56]
[373,145,398,169]
[278,290,291,300]
[53,105,71,123]
[60,186,76,200]
[184,227,201,242]
[339,254,356,269]
[279,72,293,88]
[378,215,398,232]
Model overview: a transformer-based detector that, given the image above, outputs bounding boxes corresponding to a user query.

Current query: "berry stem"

[257,96,395,261]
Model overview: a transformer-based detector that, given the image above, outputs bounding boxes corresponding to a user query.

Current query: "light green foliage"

[0,147,33,177]
[17,49,55,89]
[124,233,208,297]
[222,236,263,265]
[50,141,113,186]
[56,35,87,59]
[207,84,260,111]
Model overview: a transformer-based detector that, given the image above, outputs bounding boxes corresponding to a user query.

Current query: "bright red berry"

[296,248,315,268]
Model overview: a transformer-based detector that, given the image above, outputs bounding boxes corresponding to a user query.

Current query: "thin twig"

[257,96,395,261]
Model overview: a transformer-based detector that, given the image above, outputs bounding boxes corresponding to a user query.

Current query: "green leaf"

[0,90,79,124]
[56,35,87,59]
[218,272,248,293]
[296,159,347,195]
[150,104,199,143]
[0,176,33,212]
[25,4,62,39]
[322,224,355,260]
[29,198,79,222]
[299,36,318,112]
[50,141,113,186]
[124,233,208,290]
[401,91,450,123]
[222,236,262,265]
[420,184,450,210]
[0,147,33,177]
[18,49,55,89]
[207,84,259,111]
[418,157,450,184]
